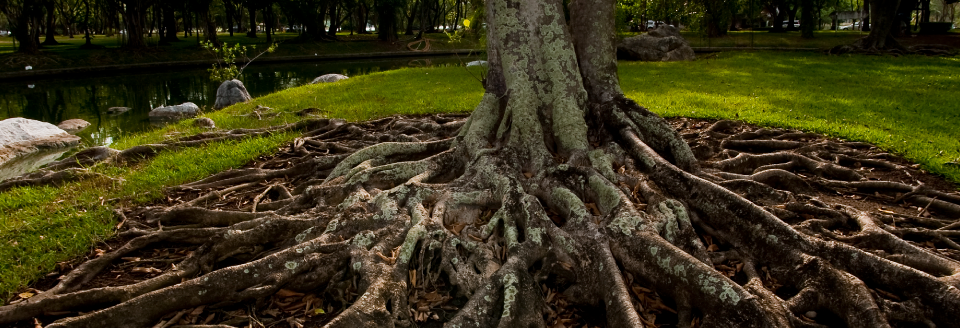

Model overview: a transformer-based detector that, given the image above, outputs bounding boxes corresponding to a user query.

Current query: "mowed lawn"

[1,51,958,300]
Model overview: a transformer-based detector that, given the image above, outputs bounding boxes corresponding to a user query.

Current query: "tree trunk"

[405,0,418,35]
[857,0,903,49]
[247,5,258,37]
[771,0,787,32]
[377,0,398,41]
[201,5,219,45]
[801,0,815,37]
[42,0,59,45]
[121,0,148,48]
[162,4,179,42]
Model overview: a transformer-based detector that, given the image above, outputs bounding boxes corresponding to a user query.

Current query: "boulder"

[0,118,80,166]
[193,117,216,128]
[311,74,349,84]
[58,119,90,133]
[148,102,200,120]
[213,79,252,110]
[617,25,695,62]
[107,107,131,115]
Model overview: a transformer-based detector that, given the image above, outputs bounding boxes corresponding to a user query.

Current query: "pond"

[0,56,469,146]
[0,55,472,180]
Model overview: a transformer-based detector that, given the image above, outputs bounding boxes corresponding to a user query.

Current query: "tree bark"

[376,0,398,41]
[857,0,903,49]
[42,0,59,45]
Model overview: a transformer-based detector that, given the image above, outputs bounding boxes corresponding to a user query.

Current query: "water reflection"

[0,56,467,148]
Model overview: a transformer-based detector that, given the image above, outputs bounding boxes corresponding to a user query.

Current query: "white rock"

[311,74,349,84]
[466,60,488,67]
[58,119,91,133]
[0,118,80,166]
[213,79,252,110]
[148,102,200,120]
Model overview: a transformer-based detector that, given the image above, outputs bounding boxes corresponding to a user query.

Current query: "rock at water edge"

[311,74,349,84]
[149,102,201,120]
[58,119,91,134]
[214,79,252,110]
[0,117,80,166]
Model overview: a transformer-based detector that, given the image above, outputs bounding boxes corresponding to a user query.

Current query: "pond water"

[0,56,467,147]
[0,56,470,180]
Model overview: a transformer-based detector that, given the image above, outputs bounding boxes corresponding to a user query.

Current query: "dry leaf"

[275,289,304,297]
[19,292,35,299]
[585,203,601,215]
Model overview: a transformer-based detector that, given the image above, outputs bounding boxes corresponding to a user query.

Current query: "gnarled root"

[4,110,960,328]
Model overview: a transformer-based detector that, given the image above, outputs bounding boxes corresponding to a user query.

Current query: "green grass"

[2,51,959,300]
[0,66,485,300]
[0,32,482,73]
[619,52,960,180]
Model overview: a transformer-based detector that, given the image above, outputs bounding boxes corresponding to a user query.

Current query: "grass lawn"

[0,31,482,73]
[1,51,959,300]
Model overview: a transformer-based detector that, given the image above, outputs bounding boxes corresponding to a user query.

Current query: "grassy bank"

[0,31,482,73]
[2,51,959,300]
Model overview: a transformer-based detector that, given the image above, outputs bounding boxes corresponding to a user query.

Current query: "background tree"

[376,0,400,41]
[0,0,44,53]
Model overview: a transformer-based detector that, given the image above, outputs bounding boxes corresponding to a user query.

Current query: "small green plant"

[444,19,471,44]
[201,41,278,82]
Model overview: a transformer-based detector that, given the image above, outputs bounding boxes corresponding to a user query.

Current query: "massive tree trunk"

[857,0,904,49]
[2,0,960,326]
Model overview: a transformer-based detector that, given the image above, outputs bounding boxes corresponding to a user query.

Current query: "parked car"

[839,22,863,30]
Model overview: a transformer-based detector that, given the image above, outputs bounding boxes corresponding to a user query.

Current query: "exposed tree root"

[3,0,960,324]
[3,113,960,328]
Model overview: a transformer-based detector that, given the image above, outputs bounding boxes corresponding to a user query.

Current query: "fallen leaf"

[275,289,304,298]
[19,292,35,299]
[585,203,601,215]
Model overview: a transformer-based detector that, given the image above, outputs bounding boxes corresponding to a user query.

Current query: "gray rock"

[617,25,695,62]
[466,60,488,67]
[0,118,80,166]
[193,117,216,128]
[311,74,349,84]
[58,119,90,133]
[106,107,130,115]
[148,102,200,120]
[214,79,252,110]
